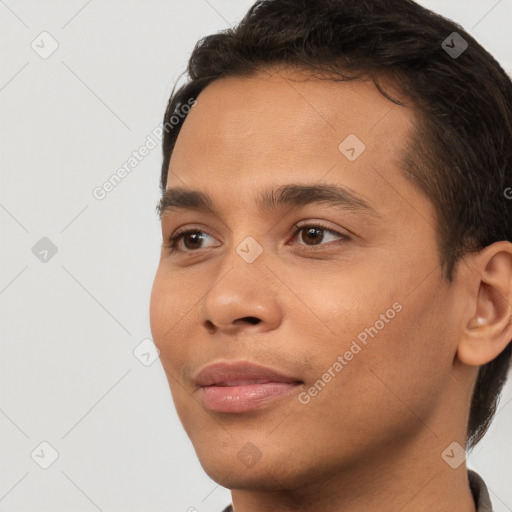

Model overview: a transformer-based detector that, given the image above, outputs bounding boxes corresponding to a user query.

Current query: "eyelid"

[292,220,350,237]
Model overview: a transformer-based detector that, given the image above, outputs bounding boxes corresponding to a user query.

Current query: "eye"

[163,222,350,254]
[164,228,219,252]
[290,222,350,247]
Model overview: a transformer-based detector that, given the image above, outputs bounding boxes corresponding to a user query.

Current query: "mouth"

[193,361,303,413]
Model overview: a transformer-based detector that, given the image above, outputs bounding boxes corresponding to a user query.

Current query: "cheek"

[149,270,171,346]
[283,260,396,338]
[149,268,194,368]
[291,259,455,410]
[149,271,198,426]
[289,299,452,462]
[351,286,454,417]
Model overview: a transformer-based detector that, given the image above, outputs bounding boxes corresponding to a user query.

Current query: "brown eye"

[181,231,207,250]
[291,223,349,248]
[166,229,218,252]
[300,227,325,245]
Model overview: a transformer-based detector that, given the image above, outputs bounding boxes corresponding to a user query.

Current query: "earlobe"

[457,241,512,367]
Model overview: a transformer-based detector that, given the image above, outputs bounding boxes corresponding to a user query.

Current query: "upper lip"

[193,361,303,387]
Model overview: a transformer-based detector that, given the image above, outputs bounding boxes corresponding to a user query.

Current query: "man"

[149,0,512,510]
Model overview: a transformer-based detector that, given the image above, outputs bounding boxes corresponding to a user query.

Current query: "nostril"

[241,316,261,325]
[204,320,216,333]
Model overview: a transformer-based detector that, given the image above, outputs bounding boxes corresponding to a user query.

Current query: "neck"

[230,434,477,512]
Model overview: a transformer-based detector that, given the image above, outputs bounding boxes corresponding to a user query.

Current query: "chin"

[198,455,294,491]
[189,432,312,491]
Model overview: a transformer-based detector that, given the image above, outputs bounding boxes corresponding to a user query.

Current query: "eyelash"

[163,222,350,254]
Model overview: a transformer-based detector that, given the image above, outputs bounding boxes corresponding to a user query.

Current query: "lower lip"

[198,382,301,413]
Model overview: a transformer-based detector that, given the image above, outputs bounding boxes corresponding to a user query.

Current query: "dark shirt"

[220,469,493,511]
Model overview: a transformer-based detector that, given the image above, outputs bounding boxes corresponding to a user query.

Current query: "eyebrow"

[156,183,380,220]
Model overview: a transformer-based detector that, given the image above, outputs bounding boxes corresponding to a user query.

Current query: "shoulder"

[468,469,494,512]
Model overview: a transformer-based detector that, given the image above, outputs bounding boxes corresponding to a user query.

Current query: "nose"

[200,261,283,336]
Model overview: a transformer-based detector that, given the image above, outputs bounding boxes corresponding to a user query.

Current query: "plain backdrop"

[1,1,511,511]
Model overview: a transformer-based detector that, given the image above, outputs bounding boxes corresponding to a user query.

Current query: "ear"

[457,241,512,366]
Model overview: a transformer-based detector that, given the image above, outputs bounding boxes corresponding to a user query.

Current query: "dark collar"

[469,469,494,511]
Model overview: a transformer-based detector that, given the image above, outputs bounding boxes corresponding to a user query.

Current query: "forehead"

[166,68,421,218]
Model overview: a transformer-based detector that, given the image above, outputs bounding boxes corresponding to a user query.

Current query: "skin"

[149,66,512,512]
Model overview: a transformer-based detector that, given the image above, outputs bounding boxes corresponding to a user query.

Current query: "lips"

[194,361,301,386]
[193,361,303,413]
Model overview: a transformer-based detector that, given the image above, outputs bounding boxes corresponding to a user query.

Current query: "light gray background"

[1,1,511,511]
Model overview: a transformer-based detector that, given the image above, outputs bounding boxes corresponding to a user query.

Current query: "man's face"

[150,68,466,489]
